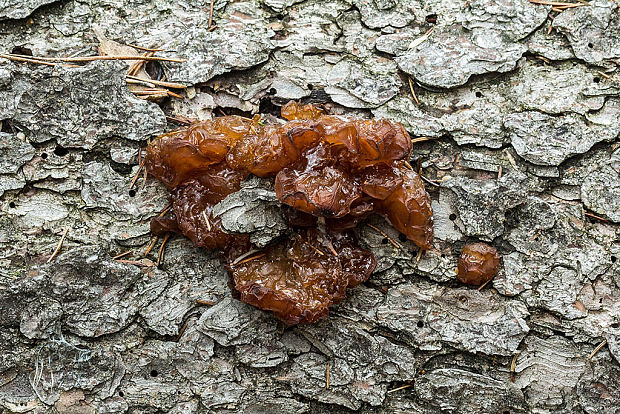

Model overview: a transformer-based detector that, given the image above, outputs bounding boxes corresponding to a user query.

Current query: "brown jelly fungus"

[229,229,376,325]
[144,101,434,324]
[457,242,501,286]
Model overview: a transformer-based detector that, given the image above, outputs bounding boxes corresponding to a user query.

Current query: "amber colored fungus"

[145,101,434,324]
[457,242,501,286]
[229,229,376,325]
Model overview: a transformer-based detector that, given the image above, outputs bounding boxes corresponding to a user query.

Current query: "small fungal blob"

[144,101,434,324]
[457,242,501,286]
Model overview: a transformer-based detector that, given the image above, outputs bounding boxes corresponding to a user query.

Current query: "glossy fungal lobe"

[457,242,501,286]
[144,101,434,324]
[230,229,376,325]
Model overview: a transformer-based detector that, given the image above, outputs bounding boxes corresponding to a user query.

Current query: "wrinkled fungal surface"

[230,229,376,324]
[457,242,501,285]
[144,101,432,323]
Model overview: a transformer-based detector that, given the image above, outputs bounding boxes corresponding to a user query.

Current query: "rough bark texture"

[1,0,619,413]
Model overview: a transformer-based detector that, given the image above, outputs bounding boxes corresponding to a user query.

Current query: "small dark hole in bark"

[425,14,437,24]
[54,146,69,156]
[503,411,510,414]
[41,152,48,159]
[268,88,277,95]
[588,43,594,48]
[128,189,136,197]
[417,321,424,328]
[307,83,314,91]
[11,46,33,56]
[611,322,619,329]
[118,391,125,397]
[145,61,163,80]
[440,253,445,258]
[449,213,457,221]
[593,77,601,83]
[398,233,407,242]
[150,369,158,377]
[9,202,16,208]
[381,238,389,245]
[611,255,617,263]
[475,91,483,98]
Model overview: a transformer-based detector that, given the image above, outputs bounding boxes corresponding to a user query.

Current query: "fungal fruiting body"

[229,229,376,325]
[145,101,434,324]
[456,242,501,286]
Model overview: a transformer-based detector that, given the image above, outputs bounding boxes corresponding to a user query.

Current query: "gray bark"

[1,0,619,413]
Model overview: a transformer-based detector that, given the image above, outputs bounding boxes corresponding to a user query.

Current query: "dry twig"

[6,54,186,63]
[510,352,521,382]
[325,239,338,256]
[208,0,215,27]
[112,251,132,260]
[166,90,184,99]
[477,277,494,291]
[0,53,66,67]
[303,240,325,256]
[130,156,146,189]
[596,71,611,79]
[420,175,441,187]
[387,384,413,393]
[47,227,70,263]
[367,224,401,249]
[126,76,156,88]
[411,137,432,144]
[132,88,171,95]
[156,233,171,267]
[231,249,262,265]
[585,211,608,222]
[157,202,172,217]
[588,339,607,360]
[235,253,266,265]
[127,51,152,77]
[126,75,186,89]
[116,259,153,267]
[409,27,435,50]
[408,77,420,105]
[325,363,330,389]
[144,236,159,257]
[201,210,213,232]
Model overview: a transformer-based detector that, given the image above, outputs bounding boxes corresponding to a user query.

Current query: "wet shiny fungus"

[144,101,434,324]
[229,229,376,325]
[457,243,501,286]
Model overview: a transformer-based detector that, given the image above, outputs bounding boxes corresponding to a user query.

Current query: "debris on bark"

[1,0,619,412]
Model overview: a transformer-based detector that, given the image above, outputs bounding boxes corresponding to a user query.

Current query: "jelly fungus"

[145,101,434,323]
[456,242,501,286]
